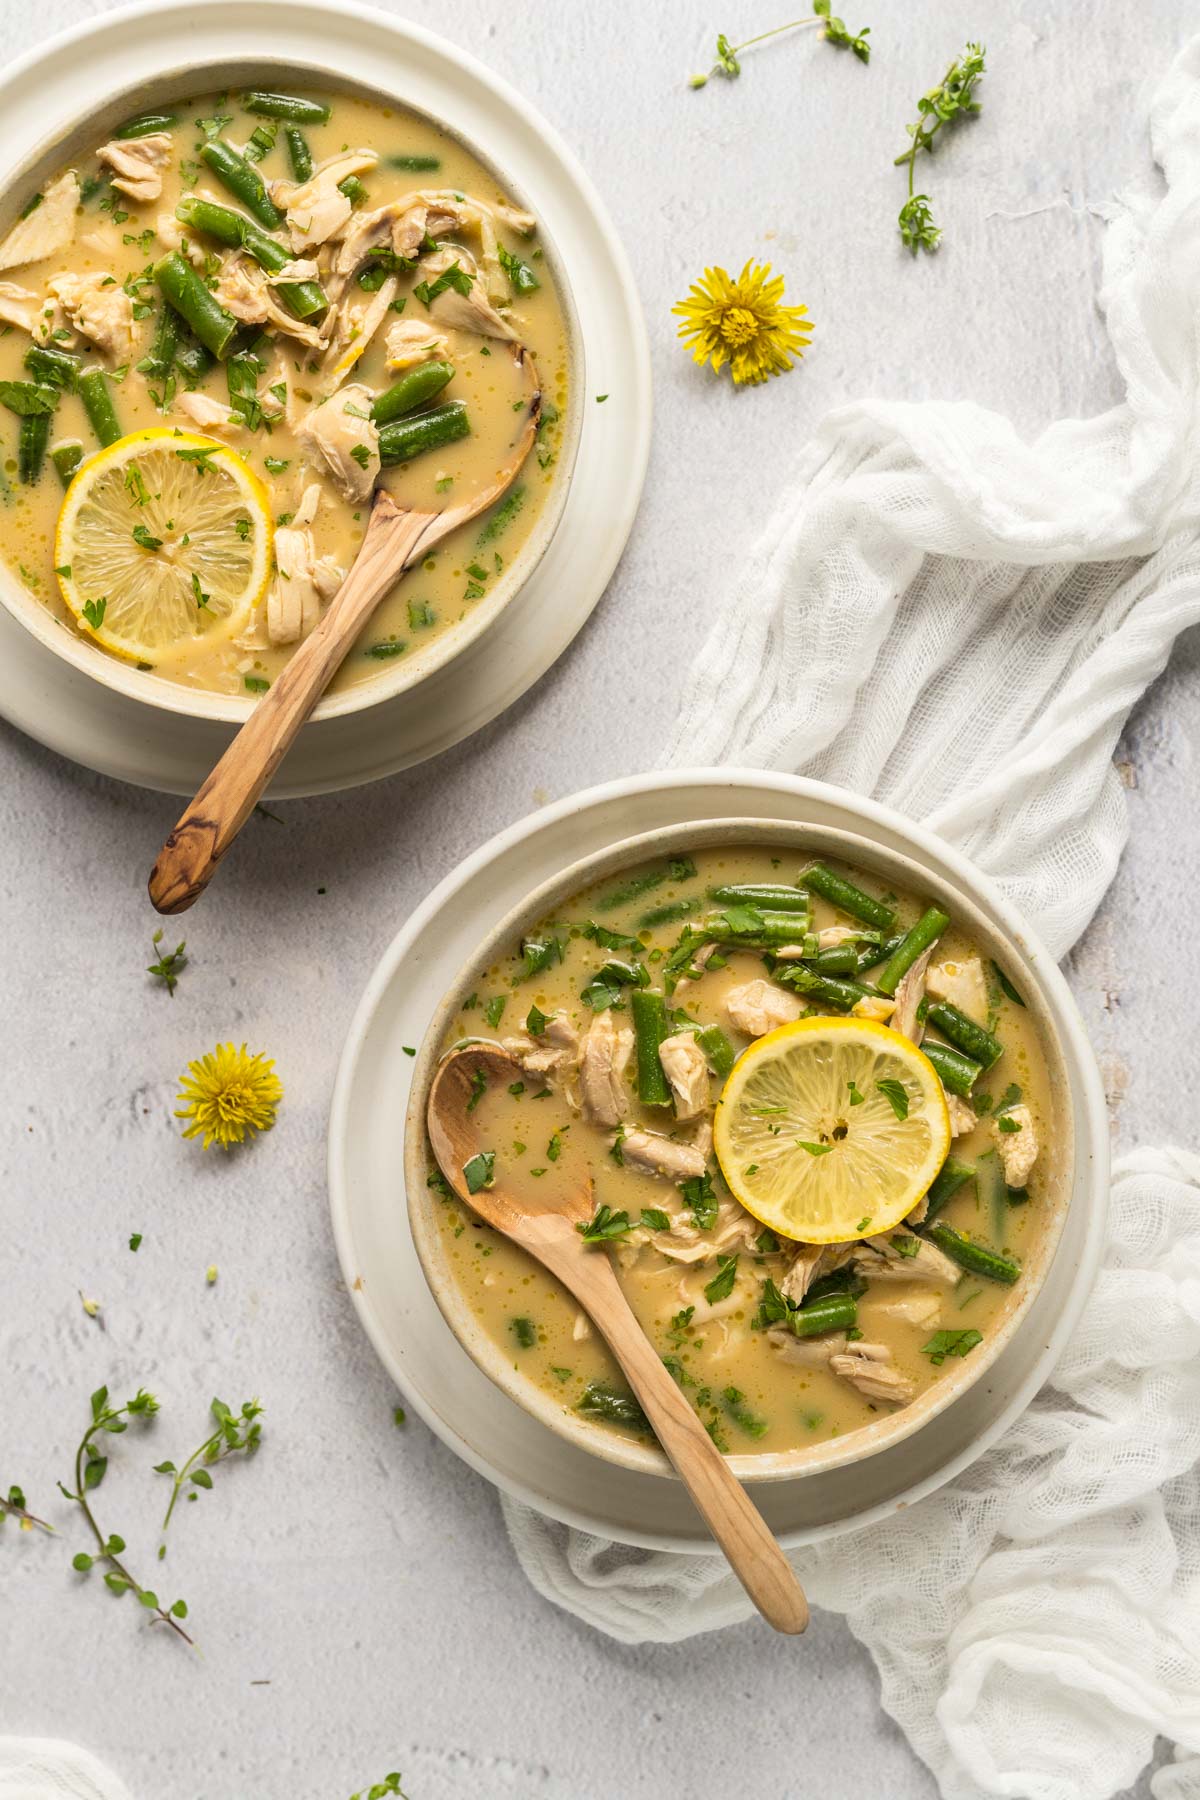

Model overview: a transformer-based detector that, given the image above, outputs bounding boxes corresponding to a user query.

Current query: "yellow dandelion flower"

[672,260,813,386]
[175,1043,283,1151]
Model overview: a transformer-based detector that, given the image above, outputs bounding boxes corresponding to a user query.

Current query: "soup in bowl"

[406,819,1074,1480]
[0,73,577,715]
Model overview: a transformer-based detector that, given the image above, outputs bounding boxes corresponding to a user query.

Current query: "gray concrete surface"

[1,1,1195,1795]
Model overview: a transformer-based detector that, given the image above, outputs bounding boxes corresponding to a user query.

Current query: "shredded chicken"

[97,133,173,204]
[946,1094,978,1137]
[860,1233,961,1287]
[992,1104,1039,1187]
[779,1242,855,1305]
[317,274,398,395]
[633,1197,761,1265]
[571,1311,592,1342]
[767,1328,847,1368]
[0,281,36,333]
[829,1342,916,1405]
[266,483,342,646]
[818,926,861,949]
[46,271,133,360]
[213,253,324,347]
[891,947,932,1042]
[384,316,451,370]
[725,979,803,1039]
[413,244,517,341]
[876,1292,942,1330]
[271,150,379,252]
[657,1031,711,1122]
[577,1010,634,1129]
[502,1012,580,1084]
[296,382,380,504]
[927,956,988,1024]
[0,171,80,272]
[174,391,240,433]
[326,194,461,297]
[616,1129,707,1183]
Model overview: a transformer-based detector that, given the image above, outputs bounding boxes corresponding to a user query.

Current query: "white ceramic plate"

[0,0,650,796]
[329,770,1110,1552]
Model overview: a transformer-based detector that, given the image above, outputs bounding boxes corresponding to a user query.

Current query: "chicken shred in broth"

[0,87,569,694]
[429,846,1054,1458]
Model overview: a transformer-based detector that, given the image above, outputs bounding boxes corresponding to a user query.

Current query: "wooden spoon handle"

[147,494,435,915]
[555,1252,808,1635]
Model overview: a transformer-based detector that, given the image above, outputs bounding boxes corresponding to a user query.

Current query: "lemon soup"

[0,86,569,694]
[428,845,1055,1458]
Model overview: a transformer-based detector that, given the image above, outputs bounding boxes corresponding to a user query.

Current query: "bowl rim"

[404,813,1076,1484]
[0,32,585,726]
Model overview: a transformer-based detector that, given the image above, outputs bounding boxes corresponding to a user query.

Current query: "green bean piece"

[371,361,455,427]
[630,991,671,1107]
[802,864,897,932]
[199,140,283,229]
[243,91,331,124]
[338,175,367,204]
[284,125,313,182]
[377,400,470,467]
[115,111,178,139]
[811,944,859,976]
[153,252,239,360]
[775,963,872,1013]
[922,1156,975,1223]
[922,1041,982,1099]
[925,1223,1020,1284]
[389,153,441,172]
[23,344,80,390]
[138,304,179,382]
[18,411,51,483]
[709,883,811,912]
[856,930,904,973]
[703,907,813,947]
[174,197,326,320]
[874,906,951,996]
[78,368,121,447]
[172,335,216,386]
[791,1291,858,1337]
[926,1001,1003,1070]
[50,439,83,487]
[974,1148,1008,1242]
[696,1024,735,1080]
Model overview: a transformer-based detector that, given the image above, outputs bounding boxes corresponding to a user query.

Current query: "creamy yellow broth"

[0,86,569,695]
[429,845,1055,1459]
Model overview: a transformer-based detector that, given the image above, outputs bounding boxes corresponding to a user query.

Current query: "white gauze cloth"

[0,1740,132,1800]
[503,35,1200,1800]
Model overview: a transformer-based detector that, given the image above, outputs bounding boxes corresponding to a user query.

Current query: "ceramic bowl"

[0,51,584,729]
[405,812,1080,1484]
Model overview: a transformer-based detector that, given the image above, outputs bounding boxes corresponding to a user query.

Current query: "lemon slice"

[55,429,272,666]
[713,1016,950,1244]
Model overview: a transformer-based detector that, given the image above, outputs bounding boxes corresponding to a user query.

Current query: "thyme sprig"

[59,1386,193,1646]
[349,1775,410,1800]
[894,42,986,253]
[690,1,869,88]
[155,1397,263,1549]
[1,1483,54,1533]
[147,928,187,996]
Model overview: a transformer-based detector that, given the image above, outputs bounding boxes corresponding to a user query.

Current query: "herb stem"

[68,1403,194,1646]
[0,1488,54,1533]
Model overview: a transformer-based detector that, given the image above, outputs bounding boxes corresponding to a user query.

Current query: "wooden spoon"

[148,345,543,915]
[427,1043,810,1636]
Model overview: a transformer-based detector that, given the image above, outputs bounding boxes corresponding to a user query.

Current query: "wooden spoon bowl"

[426,1042,809,1636]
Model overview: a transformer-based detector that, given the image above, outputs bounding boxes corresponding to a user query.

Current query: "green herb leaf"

[576,1203,631,1242]
[704,1254,738,1304]
[876,1078,909,1120]
[921,1328,983,1366]
[463,1151,495,1194]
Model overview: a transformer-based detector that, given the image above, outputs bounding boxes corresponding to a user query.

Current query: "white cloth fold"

[503,32,1200,1800]
[0,1740,132,1800]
